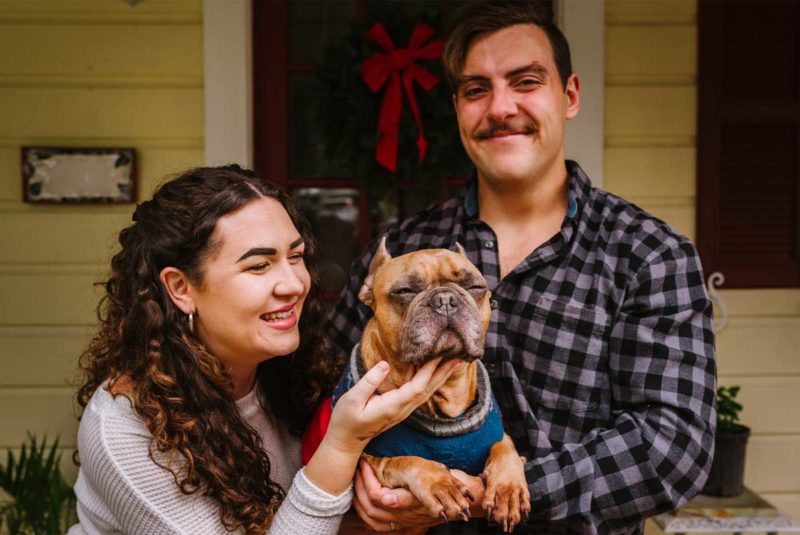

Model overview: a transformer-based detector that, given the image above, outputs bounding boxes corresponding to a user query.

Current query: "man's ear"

[160,266,196,315]
[564,73,580,120]
[358,236,391,308]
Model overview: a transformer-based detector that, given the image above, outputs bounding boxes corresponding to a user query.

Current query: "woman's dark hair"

[443,0,572,91]
[76,165,340,533]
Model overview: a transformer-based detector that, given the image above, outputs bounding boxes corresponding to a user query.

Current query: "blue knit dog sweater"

[332,344,504,476]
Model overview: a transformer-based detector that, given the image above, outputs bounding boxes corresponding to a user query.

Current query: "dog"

[332,238,530,532]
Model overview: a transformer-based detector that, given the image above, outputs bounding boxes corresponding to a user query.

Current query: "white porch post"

[558,0,605,187]
[203,0,253,167]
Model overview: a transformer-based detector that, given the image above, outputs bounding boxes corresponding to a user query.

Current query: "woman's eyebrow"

[237,247,276,262]
[236,238,304,263]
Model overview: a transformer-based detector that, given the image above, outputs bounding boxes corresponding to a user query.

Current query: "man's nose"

[487,86,518,121]
[429,290,459,315]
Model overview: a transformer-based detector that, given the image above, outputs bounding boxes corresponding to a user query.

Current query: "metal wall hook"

[707,271,728,334]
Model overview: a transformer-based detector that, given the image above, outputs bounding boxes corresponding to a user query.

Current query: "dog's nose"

[429,290,459,315]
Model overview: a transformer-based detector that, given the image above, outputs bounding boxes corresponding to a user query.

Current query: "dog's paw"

[481,455,530,533]
[406,461,473,523]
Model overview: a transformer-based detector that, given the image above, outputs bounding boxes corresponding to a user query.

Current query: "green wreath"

[313,6,471,195]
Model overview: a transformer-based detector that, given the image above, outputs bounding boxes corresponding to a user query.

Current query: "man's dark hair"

[443,1,573,91]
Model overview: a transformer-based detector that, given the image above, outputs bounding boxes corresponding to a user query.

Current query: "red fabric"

[359,23,443,173]
[301,396,332,465]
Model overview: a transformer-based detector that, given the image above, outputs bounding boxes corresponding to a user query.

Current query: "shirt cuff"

[285,467,354,517]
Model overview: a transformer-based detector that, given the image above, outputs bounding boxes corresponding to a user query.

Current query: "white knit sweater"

[67,384,352,534]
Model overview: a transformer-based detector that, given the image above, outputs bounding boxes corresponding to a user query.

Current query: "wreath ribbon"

[359,22,443,173]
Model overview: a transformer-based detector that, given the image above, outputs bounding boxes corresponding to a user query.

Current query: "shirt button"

[485,362,498,375]
[484,240,495,249]
[490,299,499,310]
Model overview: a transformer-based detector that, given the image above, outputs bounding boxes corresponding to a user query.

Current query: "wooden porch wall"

[605,0,800,529]
[0,0,204,481]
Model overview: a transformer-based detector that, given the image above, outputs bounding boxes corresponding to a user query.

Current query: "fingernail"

[383,494,398,506]
[377,361,389,372]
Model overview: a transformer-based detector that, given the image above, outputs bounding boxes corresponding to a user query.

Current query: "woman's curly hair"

[76,165,342,533]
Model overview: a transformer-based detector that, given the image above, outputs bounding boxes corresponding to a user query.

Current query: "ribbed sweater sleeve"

[68,389,352,534]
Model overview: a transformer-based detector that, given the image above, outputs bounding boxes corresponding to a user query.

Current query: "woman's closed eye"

[248,262,270,273]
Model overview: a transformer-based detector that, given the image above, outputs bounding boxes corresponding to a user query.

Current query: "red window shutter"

[697,0,800,288]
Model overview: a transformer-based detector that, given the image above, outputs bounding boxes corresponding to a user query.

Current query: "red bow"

[360,23,443,173]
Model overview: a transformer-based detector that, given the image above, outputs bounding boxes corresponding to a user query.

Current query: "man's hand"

[352,459,486,532]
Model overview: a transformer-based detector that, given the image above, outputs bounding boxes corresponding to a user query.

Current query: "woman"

[68,165,462,534]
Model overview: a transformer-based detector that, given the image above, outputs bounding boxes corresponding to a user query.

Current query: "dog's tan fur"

[357,240,530,531]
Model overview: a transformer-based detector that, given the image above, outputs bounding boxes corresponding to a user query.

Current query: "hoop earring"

[188,312,195,333]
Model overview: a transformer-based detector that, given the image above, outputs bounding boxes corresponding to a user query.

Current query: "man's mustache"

[475,120,537,140]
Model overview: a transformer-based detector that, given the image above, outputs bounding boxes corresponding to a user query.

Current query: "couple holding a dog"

[68,2,716,534]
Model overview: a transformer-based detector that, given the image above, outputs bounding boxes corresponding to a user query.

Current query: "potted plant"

[0,434,77,534]
[702,386,751,497]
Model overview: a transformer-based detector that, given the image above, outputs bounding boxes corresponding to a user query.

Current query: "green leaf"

[0,434,76,533]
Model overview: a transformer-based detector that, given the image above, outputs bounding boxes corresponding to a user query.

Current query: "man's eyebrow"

[290,237,304,249]
[506,62,550,80]
[459,62,550,87]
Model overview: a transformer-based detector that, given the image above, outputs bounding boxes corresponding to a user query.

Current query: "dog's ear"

[358,236,392,307]
[454,242,467,257]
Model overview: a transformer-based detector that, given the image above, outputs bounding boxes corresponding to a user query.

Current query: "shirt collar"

[462,160,589,221]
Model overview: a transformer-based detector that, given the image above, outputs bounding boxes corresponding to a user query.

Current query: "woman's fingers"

[345,361,390,405]
[361,459,418,509]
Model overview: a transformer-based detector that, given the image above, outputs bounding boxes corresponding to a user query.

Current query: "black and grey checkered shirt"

[324,161,717,534]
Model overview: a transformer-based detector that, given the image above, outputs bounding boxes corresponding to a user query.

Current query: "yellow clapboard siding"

[0,271,104,325]
[136,148,205,198]
[606,86,696,139]
[0,0,201,25]
[0,327,93,386]
[0,210,132,264]
[605,147,695,198]
[0,24,202,78]
[716,318,800,376]
[717,289,800,317]
[0,388,79,449]
[717,377,800,435]
[606,0,696,25]
[606,26,696,81]
[0,147,203,202]
[0,87,203,139]
[746,436,800,492]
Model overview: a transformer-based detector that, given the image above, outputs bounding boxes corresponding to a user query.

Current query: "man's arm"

[521,239,717,531]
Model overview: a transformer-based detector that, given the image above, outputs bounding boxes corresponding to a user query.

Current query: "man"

[325,2,716,533]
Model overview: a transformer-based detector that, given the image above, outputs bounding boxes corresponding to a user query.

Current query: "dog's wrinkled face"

[359,240,492,365]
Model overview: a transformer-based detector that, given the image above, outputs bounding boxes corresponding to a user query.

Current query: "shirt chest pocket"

[504,294,611,416]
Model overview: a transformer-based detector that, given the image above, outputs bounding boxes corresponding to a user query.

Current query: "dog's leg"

[481,433,531,532]
[362,453,474,522]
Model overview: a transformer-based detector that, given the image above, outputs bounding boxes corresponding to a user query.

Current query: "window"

[253,0,554,297]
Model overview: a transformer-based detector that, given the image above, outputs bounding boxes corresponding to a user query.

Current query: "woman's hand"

[304,357,463,496]
[352,458,486,532]
[325,357,464,454]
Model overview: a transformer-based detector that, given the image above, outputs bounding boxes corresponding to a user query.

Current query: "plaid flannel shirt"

[324,161,717,534]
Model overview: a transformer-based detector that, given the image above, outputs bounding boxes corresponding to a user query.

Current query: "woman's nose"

[274,262,307,297]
